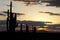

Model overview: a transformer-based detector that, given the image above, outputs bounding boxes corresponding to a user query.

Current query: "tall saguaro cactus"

[7,2,18,32]
[7,10,9,32]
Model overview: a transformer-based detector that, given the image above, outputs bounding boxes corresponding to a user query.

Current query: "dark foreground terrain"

[0,31,60,39]
[0,30,60,36]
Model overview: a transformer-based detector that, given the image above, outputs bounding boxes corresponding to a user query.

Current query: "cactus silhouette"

[20,23,22,32]
[33,27,36,33]
[26,24,29,32]
[6,2,18,32]
[7,10,9,32]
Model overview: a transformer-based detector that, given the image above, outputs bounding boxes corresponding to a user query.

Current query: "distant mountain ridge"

[0,20,6,25]
[0,20,52,26]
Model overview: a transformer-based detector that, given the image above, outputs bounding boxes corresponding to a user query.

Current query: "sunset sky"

[0,0,60,24]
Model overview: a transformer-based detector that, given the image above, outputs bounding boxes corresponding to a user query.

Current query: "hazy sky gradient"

[0,0,60,24]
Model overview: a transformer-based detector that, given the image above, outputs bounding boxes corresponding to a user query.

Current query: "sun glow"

[37,27,48,31]
[17,13,54,23]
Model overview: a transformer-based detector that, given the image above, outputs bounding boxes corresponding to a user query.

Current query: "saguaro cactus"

[7,10,9,32]
[7,2,18,32]
[26,24,29,32]
[33,27,36,33]
[20,23,22,32]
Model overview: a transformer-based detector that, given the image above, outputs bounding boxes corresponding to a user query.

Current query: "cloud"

[0,11,25,17]
[48,24,60,29]
[0,13,6,16]
[39,11,60,16]
[46,0,60,7]
[12,0,34,1]
[2,11,25,16]
[12,0,41,2]
[13,0,24,1]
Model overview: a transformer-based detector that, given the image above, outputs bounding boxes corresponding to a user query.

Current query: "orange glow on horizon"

[36,27,48,31]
